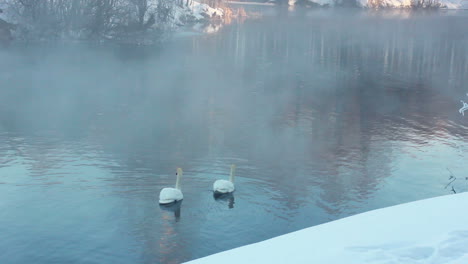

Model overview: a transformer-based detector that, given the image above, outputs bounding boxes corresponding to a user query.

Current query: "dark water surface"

[1,10,468,264]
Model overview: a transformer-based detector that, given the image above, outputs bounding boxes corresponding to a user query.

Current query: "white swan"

[159,168,184,204]
[213,164,236,194]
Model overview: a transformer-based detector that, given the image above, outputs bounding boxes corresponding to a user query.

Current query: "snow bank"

[173,1,224,25]
[186,193,468,264]
[357,0,468,9]
[0,2,13,23]
[293,0,468,9]
[440,0,468,9]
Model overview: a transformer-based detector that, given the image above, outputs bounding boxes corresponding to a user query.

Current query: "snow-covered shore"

[357,0,468,9]
[171,1,224,26]
[0,1,224,37]
[290,0,468,9]
[186,193,468,264]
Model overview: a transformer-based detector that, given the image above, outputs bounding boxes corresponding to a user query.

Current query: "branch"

[459,101,468,116]
[444,167,457,189]
[460,93,468,116]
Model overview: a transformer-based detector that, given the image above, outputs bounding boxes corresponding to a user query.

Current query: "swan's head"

[176,168,183,176]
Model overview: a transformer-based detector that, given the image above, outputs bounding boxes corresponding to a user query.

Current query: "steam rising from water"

[0,10,468,264]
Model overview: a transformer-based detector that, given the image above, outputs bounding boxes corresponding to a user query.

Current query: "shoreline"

[185,192,468,263]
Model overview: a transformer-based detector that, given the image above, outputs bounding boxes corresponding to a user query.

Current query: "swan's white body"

[213,180,234,193]
[213,165,236,194]
[159,188,183,204]
[159,168,184,204]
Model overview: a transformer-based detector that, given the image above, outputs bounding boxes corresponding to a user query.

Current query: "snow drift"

[186,193,468,264]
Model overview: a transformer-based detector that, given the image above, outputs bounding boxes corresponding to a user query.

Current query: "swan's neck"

[175,169,182,190]
[229,165,236,183]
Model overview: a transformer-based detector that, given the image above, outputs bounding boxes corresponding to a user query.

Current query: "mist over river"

[1,9,468,263]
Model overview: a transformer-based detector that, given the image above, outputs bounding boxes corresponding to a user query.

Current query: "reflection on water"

[214,192,235,209]
[160,202,182,222]
[1,10,468,264]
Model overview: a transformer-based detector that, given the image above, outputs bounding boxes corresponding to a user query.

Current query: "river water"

[1,9,468,264]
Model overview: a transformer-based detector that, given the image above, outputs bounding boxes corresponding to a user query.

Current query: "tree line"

[367,0,441,8]
[4,0,201,39]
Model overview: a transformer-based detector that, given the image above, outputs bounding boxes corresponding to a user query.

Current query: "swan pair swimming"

[158,165,236,204]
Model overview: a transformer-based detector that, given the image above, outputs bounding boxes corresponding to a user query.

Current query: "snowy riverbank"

[290,0,468,9]
[186,193,468,264]
[170,1,224,26]
[0,1,224,42]
[357,0,468,9]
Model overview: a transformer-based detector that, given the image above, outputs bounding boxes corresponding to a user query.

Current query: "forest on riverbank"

[1,0,467,43]
[0,0,226,42]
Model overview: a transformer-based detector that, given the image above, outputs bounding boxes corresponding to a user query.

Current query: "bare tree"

[368,0,440,8]
[156,0,173,24]
[87,0,120,35]
[7,0,178,39]
[129,0,148,28]
[411,0,441,8]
